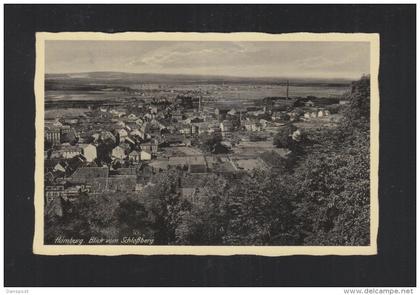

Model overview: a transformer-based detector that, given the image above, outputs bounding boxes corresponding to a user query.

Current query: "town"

[44,79,347,220]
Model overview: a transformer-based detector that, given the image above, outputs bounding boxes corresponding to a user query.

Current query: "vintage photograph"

[34,33,379,255]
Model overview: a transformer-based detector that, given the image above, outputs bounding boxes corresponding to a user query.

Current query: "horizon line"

[45,70,360,82]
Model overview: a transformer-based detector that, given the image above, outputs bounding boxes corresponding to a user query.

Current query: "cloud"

[45,40,370,79]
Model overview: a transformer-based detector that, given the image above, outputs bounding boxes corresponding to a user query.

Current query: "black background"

[4,4,416,287]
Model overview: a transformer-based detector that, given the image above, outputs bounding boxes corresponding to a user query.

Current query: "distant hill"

[45,71,352,87]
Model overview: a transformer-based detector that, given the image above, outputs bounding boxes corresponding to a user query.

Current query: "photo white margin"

[33,32,380,256]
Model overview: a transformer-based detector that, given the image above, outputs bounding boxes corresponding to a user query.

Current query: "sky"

[45,40,370,79]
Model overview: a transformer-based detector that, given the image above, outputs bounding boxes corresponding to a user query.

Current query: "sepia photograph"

[33,32,379,256]
[4,3,417,289]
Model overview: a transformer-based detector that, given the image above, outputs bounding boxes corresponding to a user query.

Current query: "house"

[140,139,158,155]
[100,131,116,143]
[305,100,315,107]
[151,119,166,132]
[64,118,79,125]
[179,125,192,136]
[292,129,303,142]
[128,113,138,120]
[215,107,230,120]
[45,185,65,204]
[91,133,100,141]
[191,122,209,135]
[52,118,63,127]
[128,150,140,162]
[45,127,61,145]
[112,146,127,160]
[140,150,152,161]
[82,144,97,162]
[60,126,77,144]
[164,134,184,146]
[130,129,145,140]
[150,106,158,114]
[116,121,126,128]
[243,120,261,132]
[54,161,68,173]
[287,110,303,121]
[116,129,128,141]
[303,109,330,119]
[259,119,269,128]
[220,120,234,137]
[318,109,330,117]
[227,108,237,116]
[271,112,290,122]
[61,145,82,159]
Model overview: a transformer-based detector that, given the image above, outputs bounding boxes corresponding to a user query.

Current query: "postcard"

[33,32,379,256]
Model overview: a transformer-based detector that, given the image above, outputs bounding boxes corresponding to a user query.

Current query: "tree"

[115,198,152,239]
[221,171,300,245]
[273,124,297,149]
[343,74,370,129]
[198,132,223,153]
[174,174,229,245]
[291,75,371,245]
[292,128,370,245]
[142,170,189,244]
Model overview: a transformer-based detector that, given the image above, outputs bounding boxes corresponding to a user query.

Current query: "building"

[45,127,61,145]
[128,113,138,120]
[116,129,128,142]
[292,129,303,142]
[100,131,117,143]
[130,129,145,139]
[140,150,152,161]
[45,185,64,204]
[140,139,158,155]
[303,109,330,119]
[271,112,290,122]
[305,100,315,107]
[243,120,262,132]
[112,146,127,160]
[135,118,144,126]
[179,124,192,136]
[61,145,82,159]
[215,107,230,121]
[82,144,97,162]
[220,120,234,137]
[129,150,140,162]
[164,134,185,146]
